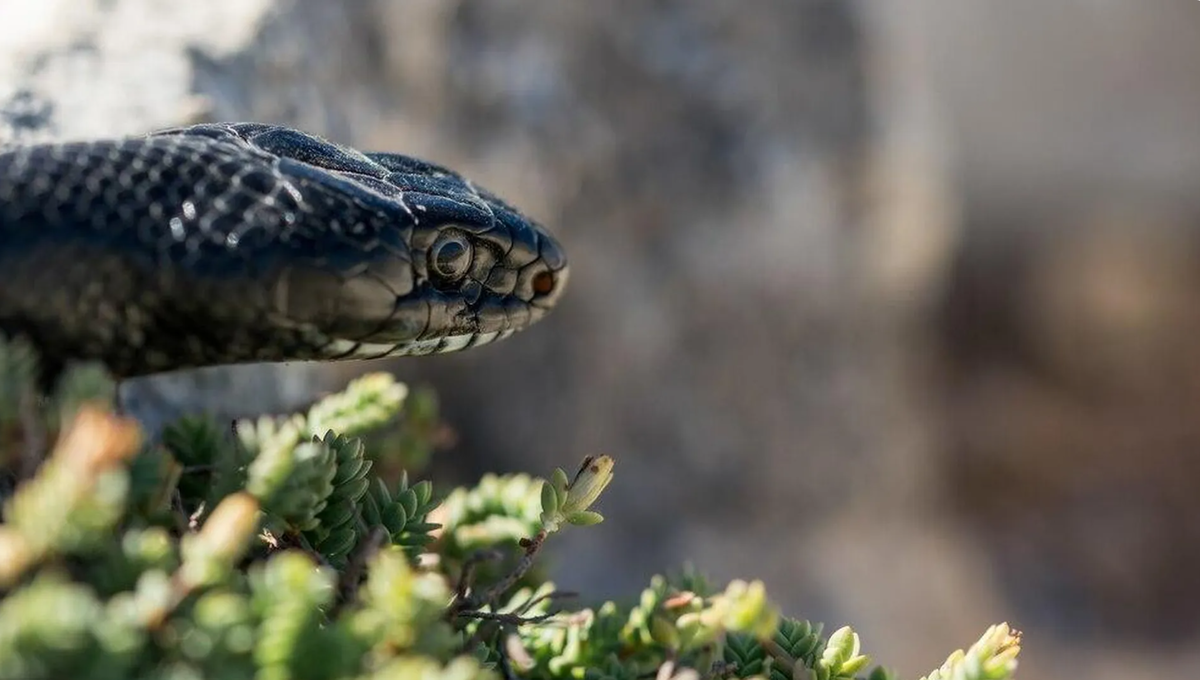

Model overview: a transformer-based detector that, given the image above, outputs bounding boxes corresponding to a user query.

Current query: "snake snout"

[486,210,569,305]
[522,240,568,312]
[440,218,567,353]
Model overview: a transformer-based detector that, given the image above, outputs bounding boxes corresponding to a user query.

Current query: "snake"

[0,122,568,384]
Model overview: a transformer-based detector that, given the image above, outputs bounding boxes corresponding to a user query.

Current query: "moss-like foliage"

[0,336,1022,680]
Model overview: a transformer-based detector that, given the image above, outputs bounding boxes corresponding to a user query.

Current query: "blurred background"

[3,1,1199,677]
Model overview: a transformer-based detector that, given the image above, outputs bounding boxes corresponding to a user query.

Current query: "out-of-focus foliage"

[0,336,1020,679]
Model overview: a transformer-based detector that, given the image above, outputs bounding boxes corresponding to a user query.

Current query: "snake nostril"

[532,270,556,297]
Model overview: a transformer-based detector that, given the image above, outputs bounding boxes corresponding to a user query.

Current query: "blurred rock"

[927,0,1200,667]
[939,209,1200,644]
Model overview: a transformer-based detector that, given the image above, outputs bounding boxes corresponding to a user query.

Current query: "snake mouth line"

[324,327,519,361]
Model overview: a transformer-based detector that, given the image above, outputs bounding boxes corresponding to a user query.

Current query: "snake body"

[0,123,568,379]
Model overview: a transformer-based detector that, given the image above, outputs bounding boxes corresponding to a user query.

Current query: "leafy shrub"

[0,337,1021,680]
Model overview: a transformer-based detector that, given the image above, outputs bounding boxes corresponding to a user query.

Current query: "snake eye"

[429,232,473,282]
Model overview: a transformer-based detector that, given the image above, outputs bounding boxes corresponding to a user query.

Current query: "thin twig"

[454,610,558,626]
[478,529,547,608]
[453,548,504,607]
[515,588,577,616]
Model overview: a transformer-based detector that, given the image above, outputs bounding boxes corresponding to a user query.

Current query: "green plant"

[0,336,1022,680]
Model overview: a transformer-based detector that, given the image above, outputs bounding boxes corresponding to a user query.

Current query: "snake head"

[383,156,570,356]
[136,123,570,360]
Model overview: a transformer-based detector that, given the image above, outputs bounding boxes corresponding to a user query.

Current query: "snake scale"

[0,123,568,383]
